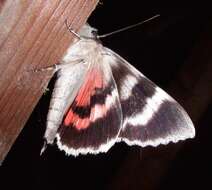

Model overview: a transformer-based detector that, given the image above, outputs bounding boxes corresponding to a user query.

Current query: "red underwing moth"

[42,19,195,156]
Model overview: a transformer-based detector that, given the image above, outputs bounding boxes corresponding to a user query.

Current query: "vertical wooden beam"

[0,0,98,164]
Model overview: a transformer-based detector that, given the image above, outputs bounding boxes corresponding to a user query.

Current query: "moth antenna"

[97,14,160,38]
[65,19,81,40]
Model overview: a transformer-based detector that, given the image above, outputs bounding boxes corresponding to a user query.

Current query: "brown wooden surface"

[0,0,98,164]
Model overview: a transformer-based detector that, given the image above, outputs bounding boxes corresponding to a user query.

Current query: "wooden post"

[0,0,98,164]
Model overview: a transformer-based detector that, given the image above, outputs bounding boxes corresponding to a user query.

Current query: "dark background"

[1,1,211,190]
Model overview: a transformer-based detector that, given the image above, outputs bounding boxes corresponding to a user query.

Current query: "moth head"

[78,23,98,39]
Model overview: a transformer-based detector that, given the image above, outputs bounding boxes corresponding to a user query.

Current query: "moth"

[42,19,195,156]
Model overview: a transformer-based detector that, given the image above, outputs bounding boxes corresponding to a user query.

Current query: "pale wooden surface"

[0,0,98,164]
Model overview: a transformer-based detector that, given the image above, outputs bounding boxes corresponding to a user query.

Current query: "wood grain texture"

[0,0,98,164]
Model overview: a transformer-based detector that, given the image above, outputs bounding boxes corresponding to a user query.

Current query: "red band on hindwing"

[63,68,107,130]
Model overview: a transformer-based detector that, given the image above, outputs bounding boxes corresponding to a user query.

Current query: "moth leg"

[40,141,47,156]
[33,59,85,73]
[33,64,58,73]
